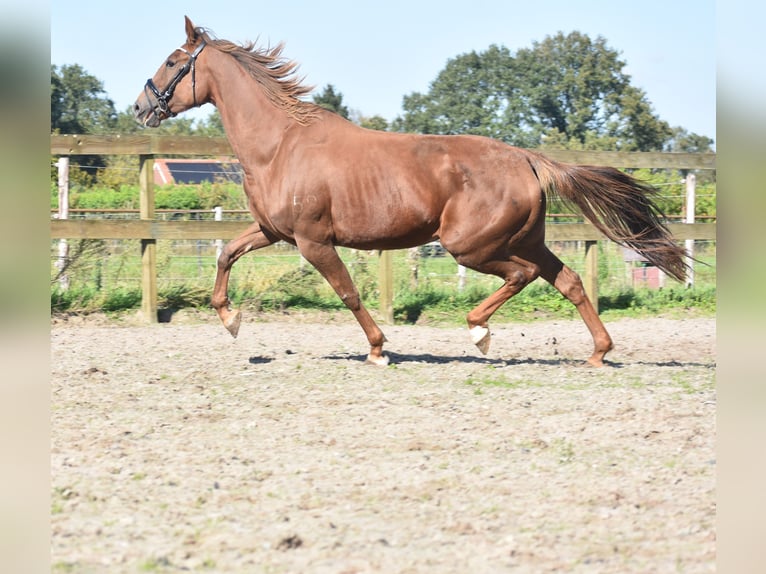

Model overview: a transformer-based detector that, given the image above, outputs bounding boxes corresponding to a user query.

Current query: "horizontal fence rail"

[51,134,716,322]
[50,134,717,170]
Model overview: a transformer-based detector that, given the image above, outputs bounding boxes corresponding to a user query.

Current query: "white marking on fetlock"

[365,353,390,366]
[470,325,491,355]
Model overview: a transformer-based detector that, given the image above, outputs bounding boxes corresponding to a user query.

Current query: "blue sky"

[51,0,716,140]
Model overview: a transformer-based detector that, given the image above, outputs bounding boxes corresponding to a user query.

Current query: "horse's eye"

[166,60,176,68]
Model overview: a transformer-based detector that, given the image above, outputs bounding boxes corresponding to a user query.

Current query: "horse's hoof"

[365,353,390,366]
[224,310,242,338]
[470,325,491,355]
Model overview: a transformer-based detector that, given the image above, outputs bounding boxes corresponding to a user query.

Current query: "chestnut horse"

[134,17,687,366]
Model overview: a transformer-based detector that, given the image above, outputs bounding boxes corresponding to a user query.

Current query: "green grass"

[465,375,543,394]
[50,240,716,321]
[139,557,172,572]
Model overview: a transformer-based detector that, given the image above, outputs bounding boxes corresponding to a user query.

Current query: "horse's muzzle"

[133,99,162,128]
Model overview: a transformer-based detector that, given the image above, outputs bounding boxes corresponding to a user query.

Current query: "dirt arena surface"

[51,311,716,573]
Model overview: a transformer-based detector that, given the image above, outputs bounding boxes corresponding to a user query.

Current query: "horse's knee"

[217,248,233,271]
[340,291,362,311]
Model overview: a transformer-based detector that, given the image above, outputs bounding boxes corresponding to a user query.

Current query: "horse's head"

[134,16,210,127]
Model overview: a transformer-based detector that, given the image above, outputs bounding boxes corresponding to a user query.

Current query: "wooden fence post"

[685,174,696,286]
[457,264,467,291]
[584,240,599,314]
[139,155,158,323]
[213,206,224,261]
[56,157,70,290]
[379,250,394,324]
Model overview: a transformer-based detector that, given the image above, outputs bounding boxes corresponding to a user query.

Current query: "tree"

[195,110,227,137]
[51,64,119,185]
[359,115,389,131]
[51,64,116,134]
[666,126,714,154]
[394,32,676,152]
[394,45,533,144]
[665,127,716,184]
[313,84,349,119]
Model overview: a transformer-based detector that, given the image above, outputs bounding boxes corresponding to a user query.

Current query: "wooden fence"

[50,134,716,323]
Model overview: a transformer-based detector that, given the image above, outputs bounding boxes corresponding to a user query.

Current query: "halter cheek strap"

[145,40,207,118]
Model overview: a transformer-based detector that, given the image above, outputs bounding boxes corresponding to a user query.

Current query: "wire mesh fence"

[50,233,717,300]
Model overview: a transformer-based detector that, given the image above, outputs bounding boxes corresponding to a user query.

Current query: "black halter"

[144,40,207,117]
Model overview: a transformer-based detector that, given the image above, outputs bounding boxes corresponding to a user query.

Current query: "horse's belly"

[332,210,440,250]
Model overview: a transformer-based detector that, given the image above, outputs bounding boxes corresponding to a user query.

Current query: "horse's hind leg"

[459,246,612,366]
[535,246,613,366]
[463,257,542,354]
[296,239,388,365]
[211,222,276,338]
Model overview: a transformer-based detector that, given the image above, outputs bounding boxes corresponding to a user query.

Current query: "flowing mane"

[196,27,319,124]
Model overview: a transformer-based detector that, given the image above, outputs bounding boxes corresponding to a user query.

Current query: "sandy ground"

[51,311,715,573]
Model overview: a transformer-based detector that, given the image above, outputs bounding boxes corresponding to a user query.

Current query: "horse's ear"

[184,16,198,44]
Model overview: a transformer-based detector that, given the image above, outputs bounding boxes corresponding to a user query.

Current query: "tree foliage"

[51,65,119,185]
[394,31,706,152]
[358,115,389,131]
[312,84,350,119]
[51,64,117,134]
[395,45,526,143]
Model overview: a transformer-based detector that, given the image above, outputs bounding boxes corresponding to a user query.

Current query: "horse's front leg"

[211,223,276,338]
[296,239,389,365]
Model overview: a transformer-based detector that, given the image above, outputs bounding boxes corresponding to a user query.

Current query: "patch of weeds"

[139,556,172,572]
[159,283,209,309]
[394,284,448,323]
[465,375,540,390]
[481,505,501,516]
[560,380,590,391]
[590,373,645,390]
[551,438,576,464]
[465,376,510,389]
[51,486,76,514]
[671,372,698,394]
[101,287,142,312]
[620,376,647,390]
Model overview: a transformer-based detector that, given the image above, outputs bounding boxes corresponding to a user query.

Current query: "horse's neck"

[207,54,294,169]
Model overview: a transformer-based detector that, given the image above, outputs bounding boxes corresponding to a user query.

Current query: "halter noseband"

[144,40,207,118]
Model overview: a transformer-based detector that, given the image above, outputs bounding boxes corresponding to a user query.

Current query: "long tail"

[526,150,688,282]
